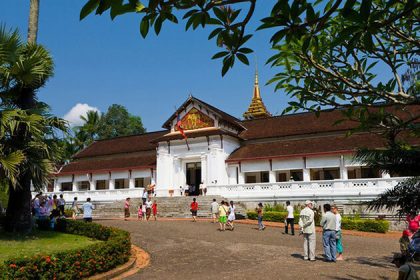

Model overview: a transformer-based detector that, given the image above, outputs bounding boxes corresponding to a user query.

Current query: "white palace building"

[50,73,419,204]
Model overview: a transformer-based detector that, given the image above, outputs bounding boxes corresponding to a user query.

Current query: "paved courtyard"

[100,219,406,280]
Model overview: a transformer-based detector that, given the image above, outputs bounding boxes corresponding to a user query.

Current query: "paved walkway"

[99,219,410,280]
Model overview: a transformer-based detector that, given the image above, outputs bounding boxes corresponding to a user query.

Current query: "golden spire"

[243,67,271,120]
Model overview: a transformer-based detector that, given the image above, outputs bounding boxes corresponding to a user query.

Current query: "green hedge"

[247,211,389,233]
[341,217,389,233]
[0,219,131,279]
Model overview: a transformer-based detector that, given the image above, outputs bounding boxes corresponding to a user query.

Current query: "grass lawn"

[0,230,101,263]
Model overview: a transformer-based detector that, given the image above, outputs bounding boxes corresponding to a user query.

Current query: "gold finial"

[243,65,271,120]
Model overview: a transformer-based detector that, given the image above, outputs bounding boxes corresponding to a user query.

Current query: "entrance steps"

[91,195,248,219]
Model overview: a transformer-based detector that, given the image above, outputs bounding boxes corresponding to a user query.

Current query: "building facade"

[52,74,419,203]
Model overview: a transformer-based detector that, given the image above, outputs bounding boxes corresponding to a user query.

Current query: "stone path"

[99,219,412,280]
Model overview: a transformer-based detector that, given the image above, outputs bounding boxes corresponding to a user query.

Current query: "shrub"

[264,203,286,212]
[341,217,389,233]
[247,211,389,233]
[0,219,131,279]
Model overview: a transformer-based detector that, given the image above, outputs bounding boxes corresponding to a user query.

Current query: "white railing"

[33,188,145,203]
[205,177,408,201]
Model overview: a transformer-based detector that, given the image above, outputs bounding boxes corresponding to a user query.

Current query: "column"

[72,181,78,192]
[269,171,276,183]
[109,179,115,190]
[303,168,311,181]
[129,178,135,189]
[90,180,96,191]
[53,179,60,192]
[340,155,348,180]
[238,172,245,184]
[381,171,391,179]
[201,155,207,184]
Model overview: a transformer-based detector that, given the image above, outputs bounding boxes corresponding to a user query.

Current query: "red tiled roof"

[227,133,420,162]
[73,130,167,159]
[61,151,156,174]
[150,127,241,143]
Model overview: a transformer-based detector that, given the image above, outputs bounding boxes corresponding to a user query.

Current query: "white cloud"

[63,103,100,127]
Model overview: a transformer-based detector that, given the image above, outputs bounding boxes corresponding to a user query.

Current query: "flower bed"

[246,211,389,233]
[0,220,131,279]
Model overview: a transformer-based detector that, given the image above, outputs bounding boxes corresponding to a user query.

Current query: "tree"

[28,0,40,43]
[0,26,66,232]
[97,104,145,139]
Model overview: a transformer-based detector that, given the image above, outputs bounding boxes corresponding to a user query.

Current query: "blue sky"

[0,0,288,131]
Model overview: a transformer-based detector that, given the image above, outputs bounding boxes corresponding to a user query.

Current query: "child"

[142,203,147,221]
[137,204,143,220]
[400,230,412,256]
[152,201,158,221]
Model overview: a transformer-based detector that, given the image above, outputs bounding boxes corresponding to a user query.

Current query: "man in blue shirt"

[83,197,95,222]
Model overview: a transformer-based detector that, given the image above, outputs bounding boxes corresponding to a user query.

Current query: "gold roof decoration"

[243,69,271,120]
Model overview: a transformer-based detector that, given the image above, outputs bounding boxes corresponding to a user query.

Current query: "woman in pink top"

[407,211,420,233]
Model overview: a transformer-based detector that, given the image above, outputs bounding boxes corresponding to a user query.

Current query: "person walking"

[218,201,229,231]
[33,193,41,218]
[284,200,295,235]
[211,199,219,223]
[58,194,66,217]
[124,197,131,221]
[332,205,344,260]
[190,198,198,222]
[257,203,265,231]
[146,198,153,221]
[184,184,190,196]
[152,200,158,221]
[142,203,147,221]
[320,203,337,262]
[142,190,148,204]
[299,200,316,261]
[83,198,95,222]
[71,197,79,220]
[227,201,236,231]
[137,203,143,221]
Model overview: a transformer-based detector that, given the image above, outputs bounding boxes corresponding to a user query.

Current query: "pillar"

[201,155,207,184]
[129,178,135,189]
[53,179,60,192]
[72,181,78,192]
[303,168,310,181]
[381,171,391,179]
[340,155,348,180]
[90,180,96,191]
[238,172,245,184]
[109,179,115,190]
[269,171,276,183]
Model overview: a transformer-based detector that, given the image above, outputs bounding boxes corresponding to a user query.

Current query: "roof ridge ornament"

[243,65,271,120]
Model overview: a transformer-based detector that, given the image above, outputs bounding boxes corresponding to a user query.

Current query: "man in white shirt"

[284,201,295,235]
[142,189,148,204]
[210,199,219,223]
[83,198,95,222]
[333,205,344,260]
[299,200,316,261]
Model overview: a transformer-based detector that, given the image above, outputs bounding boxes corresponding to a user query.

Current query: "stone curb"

[87,245,150,280]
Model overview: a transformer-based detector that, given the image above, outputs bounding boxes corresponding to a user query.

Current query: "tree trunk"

[5,175,33,233]
[28,0,40,44]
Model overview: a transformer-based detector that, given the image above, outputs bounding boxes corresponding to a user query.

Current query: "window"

[277,173,287,182]
[96,180,108,190]
[78,181,90,191]
[361,167,380,178]
[324,168,340,180]
[61,182,72,191]
[347,169,357,179]
[260,171,269,183]
[115,179,128,189]
[290,170,303,181]
[135,178,145,188]
[246,176,256,183]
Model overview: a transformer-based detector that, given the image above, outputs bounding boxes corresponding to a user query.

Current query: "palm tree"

[28,0,40,43]
[0,26,62,232]
[78,110,101,147]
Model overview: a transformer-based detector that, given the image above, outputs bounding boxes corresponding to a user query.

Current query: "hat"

[305,200,313,205]
[402,230,412,237]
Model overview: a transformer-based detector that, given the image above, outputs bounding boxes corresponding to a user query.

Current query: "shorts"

[191,210,197,217]
[219,216,227,223]
[84,217,92,222]
[124,208,130,218]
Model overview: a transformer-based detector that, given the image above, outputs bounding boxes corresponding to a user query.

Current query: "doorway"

[186,162,201,196]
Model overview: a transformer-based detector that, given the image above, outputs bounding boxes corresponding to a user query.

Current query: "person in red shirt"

[152,201,158,221]
[190,198,198,222]
[407,211,420,234]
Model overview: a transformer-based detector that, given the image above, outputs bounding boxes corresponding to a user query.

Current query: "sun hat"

[305,200,313,205]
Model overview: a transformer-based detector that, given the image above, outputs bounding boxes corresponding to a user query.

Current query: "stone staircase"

[92,195,247,219]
